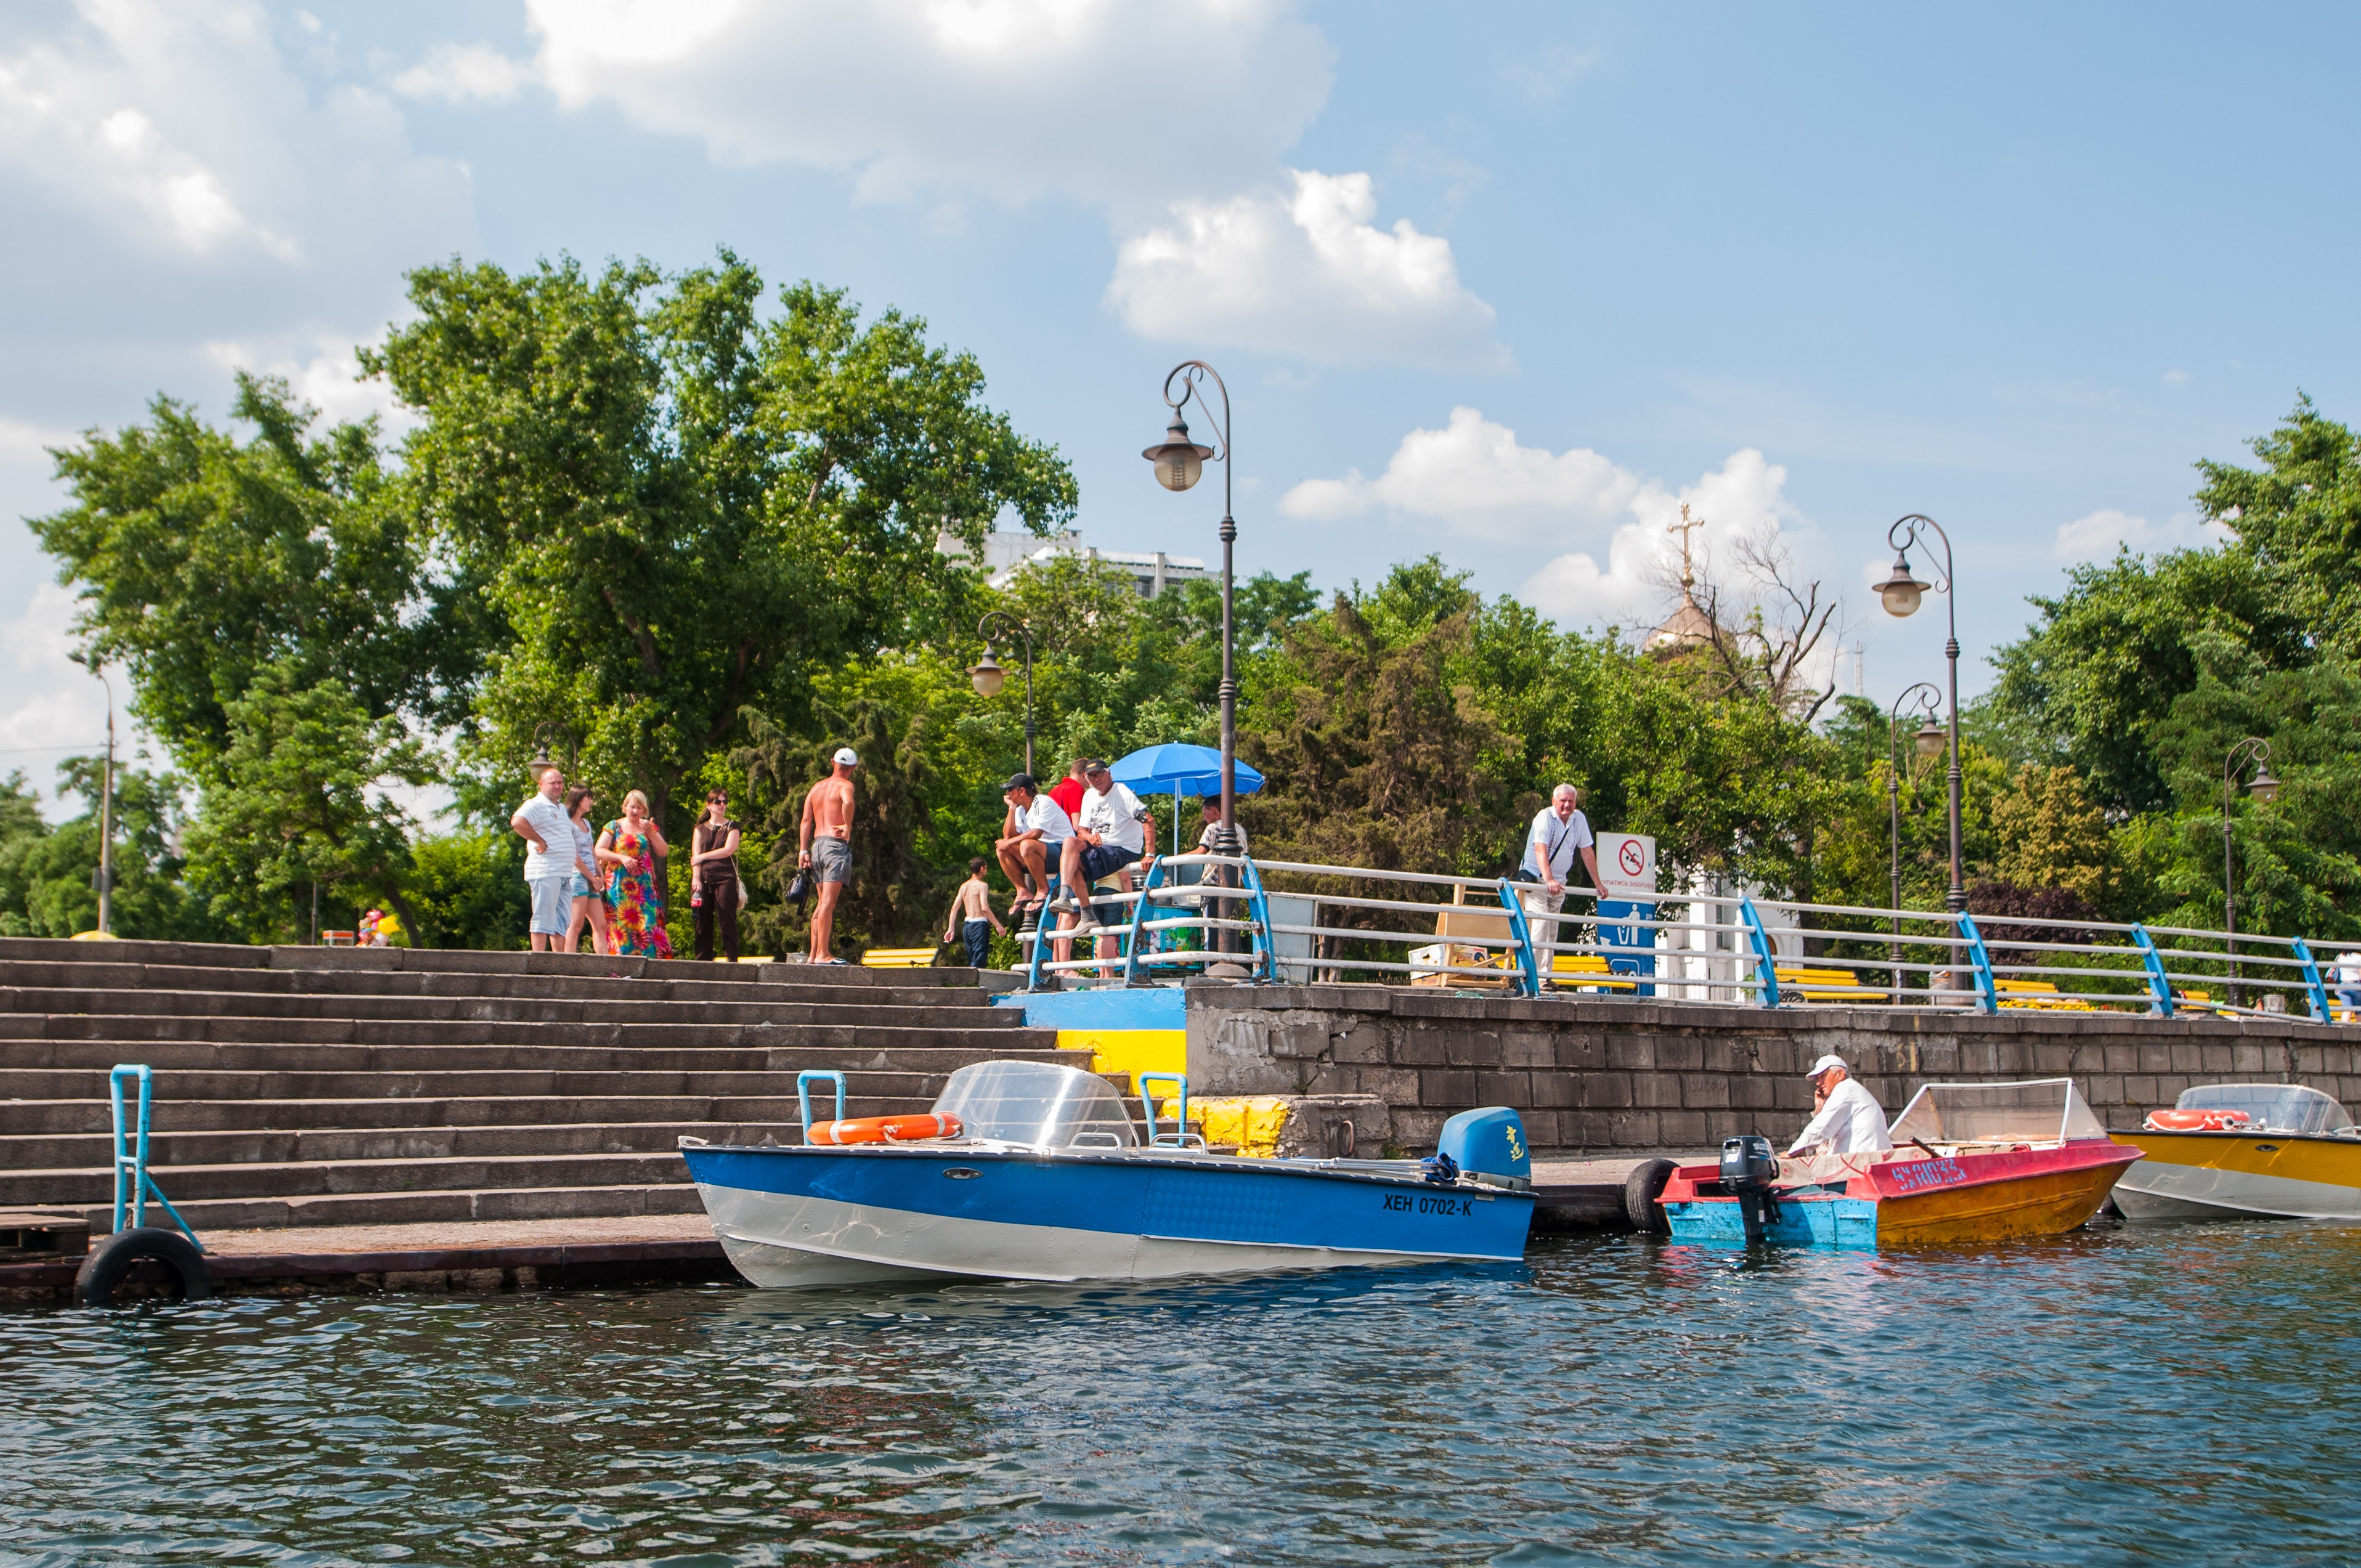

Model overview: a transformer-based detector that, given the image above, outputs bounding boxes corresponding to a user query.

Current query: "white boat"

[680,1060,1537,1288]
[2111,1083,2361,1221]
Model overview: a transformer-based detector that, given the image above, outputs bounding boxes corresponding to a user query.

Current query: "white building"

[940,529,1211,601]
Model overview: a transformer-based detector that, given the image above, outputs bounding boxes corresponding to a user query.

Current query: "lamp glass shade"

[1879,554,1930,619]
[527,752,557,778]
[1913,720,1946,758]
[2247,766,2281,803]
[1142,413,1213,493]
[968,651,1006,699]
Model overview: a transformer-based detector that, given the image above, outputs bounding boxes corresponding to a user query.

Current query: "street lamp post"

[1877,515,1967,915]
[1887,681,1944,1001]
[93,670,115,939]
[2222,736,2280,1009]
[968,613,1036,779]
[1140,362,1235,853]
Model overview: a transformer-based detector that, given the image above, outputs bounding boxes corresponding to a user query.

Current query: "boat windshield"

[932,1060,1140,1149]
[1888,1079,2108,1147]
[2177,1083,2351,1134]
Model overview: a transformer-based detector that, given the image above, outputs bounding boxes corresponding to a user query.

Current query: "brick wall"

[1183,984,2361,1154]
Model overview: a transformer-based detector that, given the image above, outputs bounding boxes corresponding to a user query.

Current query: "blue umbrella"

[1108,743,1264,798]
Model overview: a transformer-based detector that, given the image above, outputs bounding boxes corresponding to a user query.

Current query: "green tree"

[0,761,215,940]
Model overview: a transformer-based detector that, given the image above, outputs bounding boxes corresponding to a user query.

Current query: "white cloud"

[2050,507,2226,563]
[392,42,528,104]
[1520,449,1800,629]
[1283,407,1631,540]
[201,334,412,436]
[0,583,137,820]
[2162,367,2190,388]
[517,0,1331,211]
[1106,170,1506,372]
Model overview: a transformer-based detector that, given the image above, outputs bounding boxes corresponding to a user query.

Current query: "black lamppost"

[968,613,1036,779]
[2222,736,2281,1008]
[1887,681,1944,1000]
[1877,515,1967,913]
[1141,361,1236,853]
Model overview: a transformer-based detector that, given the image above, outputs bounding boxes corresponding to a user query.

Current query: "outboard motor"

[1436,1108,1532,1190]
[1718,1134,1782,1245]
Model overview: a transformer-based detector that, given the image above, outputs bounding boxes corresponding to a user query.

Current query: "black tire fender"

[1622,1158,1678,1234]
[75,1225,211,1306]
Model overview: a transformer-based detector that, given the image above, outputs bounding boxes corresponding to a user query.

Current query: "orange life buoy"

[2143,1108,2251,1132]
[808,1113,965,1145]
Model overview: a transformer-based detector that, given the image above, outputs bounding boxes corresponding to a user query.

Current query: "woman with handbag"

[689,789,743,962]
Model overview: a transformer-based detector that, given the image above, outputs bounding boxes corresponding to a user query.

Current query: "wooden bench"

[860,947,940,969]
[1774,965,1888,1004]
[1994,978,2097,1012]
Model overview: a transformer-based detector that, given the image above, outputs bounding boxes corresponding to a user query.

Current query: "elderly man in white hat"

[1789,1054,1893,1158]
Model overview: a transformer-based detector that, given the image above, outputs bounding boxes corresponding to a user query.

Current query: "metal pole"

[96,674,114,937]
[2222,736,2269,1009]
[1887,681,1941,1005]
[1943,589,1964,916]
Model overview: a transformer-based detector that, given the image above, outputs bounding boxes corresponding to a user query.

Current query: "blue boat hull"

[1664,1194,1880,1249]
[681,1144,1536,1287]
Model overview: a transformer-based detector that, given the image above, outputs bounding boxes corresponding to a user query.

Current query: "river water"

[6,1222,2358,1566]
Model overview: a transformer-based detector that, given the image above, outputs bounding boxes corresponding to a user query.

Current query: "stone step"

[0,1093,892,1134]
[0,1014,1046,1050]
[4,1147,702,1206]
[0,986,1016,1028]
[0,962,1002,1009]
[1,1112,935,1168]
[0,1058,1088,1102]
[1,1036,1064,1074]
[81,1181,713,1233]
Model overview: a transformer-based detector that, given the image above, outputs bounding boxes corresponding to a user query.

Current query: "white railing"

[1010,851,2354,1024]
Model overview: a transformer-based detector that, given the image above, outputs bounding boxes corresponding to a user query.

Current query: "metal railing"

[1011,851,2357,1024]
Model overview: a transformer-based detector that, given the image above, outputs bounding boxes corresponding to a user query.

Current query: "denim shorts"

[565,874,593,901]
[528,875,572,935]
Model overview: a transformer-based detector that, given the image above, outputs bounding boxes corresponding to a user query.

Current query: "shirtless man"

[799,747,858,964]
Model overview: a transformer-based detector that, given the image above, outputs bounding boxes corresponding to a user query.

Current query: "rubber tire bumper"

[1622,1158,1678,1234]
[75,1225,211,1306]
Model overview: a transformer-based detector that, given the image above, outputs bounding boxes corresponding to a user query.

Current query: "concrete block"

[1655,1037,1704,1071]
[1730,1074,1776,1110]
[1267,1020,1328,1061]
[2124,1076,2158,1108]
[1631,1072,1680,1109]
[1606,1035,1655,1071]
[1392,1108,1447,1150]
[1331,1025,1389,1065]
[1658,1111,1710,1147]
[1471,1070,1532,1106]
[2169,1044,2203,1073]
[1553,1034,1605,1069]
[1499,1032,1555,1069]
[1420,1068,1476,1107]
[2136,1045,2172,1074]
[1518,1111,1563,1147]
[1682,1074,1730,1108]
[1609,1111,1661,1147]
[1445,1031,1504,1068]
[1526,1072,1582,1108]
[1346,1067,1420,1105]
[1394,1031,1448,1066]
[2231,1044,2269,1074]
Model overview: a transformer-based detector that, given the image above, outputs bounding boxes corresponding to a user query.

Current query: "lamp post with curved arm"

[1876,515,1967,914]
[1887,682,1945,999]
[2222,736,2281,1008]
[967,612,1036,779]
[1140,360,1237,853]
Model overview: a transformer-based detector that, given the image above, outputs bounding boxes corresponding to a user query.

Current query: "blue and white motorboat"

[680,1060,1537,1288]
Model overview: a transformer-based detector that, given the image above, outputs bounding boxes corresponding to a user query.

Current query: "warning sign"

[1596,833,1657,902]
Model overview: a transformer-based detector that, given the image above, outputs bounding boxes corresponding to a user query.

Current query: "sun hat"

[1803,1054,1849,1079]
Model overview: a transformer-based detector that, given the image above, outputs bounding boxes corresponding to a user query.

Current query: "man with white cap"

[799,747,859,964]
[1788,1054,1893,1158]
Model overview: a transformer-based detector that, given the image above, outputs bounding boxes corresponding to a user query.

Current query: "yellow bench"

[1775,965,1888,1004]
[1549,953,1640,992]
[860,947,940,969]
[1994,978,2097,1012]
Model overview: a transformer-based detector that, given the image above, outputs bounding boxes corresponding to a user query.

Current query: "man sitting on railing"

[1052,759,1153,940]
[1515,784,1603,980]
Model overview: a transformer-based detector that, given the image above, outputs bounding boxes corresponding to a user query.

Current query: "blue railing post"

[1240,855,1277,983]
[1495,878,1543,998]
[1025,871,1060,992]
[1736,895,1781,1007]
[2291,936,2333,1023]
[1120,855,1166,985]
[1954,911,2000,1014]
[1138,1071,1190,1145]
[795,1070,847,1143]
[2130,925,2175,1018]
[107,1065,202,1248]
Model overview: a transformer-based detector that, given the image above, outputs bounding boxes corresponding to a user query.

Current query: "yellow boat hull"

[1875,1157,2132,1246]
[2110,1130,2361,1220]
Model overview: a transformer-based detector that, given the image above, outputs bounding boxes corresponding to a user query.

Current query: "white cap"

[1804,1054,1848,1079]
[833,747,859,766]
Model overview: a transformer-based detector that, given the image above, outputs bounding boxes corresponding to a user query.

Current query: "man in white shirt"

[993,773,1073,912]
[1788,1054,1893,1158]
[2335,951,2361,1013]
[510,766,576,953]
[1518,784,1602,967]
[1055,758,1154,935]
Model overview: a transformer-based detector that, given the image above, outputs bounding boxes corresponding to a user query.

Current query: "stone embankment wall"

[1183,985,2361,1153]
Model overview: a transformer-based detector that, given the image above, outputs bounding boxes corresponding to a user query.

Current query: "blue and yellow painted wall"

[991,987,1185,1090]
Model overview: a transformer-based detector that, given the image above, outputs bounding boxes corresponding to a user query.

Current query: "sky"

[5,1,2359,810]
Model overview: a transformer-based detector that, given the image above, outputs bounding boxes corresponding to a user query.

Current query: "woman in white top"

[561,786,611,955]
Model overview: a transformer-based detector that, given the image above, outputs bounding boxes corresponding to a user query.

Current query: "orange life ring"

[2143,1108,2251,1132]
[808,1113,965,1146]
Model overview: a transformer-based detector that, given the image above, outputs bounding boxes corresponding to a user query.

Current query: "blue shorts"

[1077,843,1140,884]
[528,875,571,935]
[565,874,593,900]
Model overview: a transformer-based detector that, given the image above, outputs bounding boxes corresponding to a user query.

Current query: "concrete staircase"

[0,938,1075,1234]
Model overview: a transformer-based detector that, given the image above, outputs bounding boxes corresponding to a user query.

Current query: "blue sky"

[4,1,2357,799]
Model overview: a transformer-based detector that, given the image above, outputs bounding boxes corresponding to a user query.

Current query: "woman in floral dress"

[597,790,673,959]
